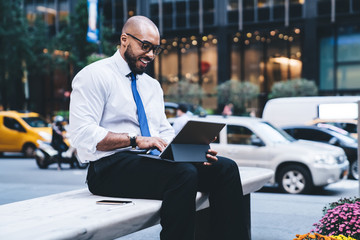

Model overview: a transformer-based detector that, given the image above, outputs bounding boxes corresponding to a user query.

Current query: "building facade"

[23,0,360,115]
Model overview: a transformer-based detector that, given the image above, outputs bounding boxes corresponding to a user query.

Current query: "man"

[51,115,70,170]
[69,16,249,240]
[172,103,190,134]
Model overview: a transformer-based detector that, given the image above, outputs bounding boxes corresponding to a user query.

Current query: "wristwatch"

[128,133,137,149]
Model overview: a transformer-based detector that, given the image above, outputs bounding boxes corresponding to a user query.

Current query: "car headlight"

[314,154,337,165]
[38,131,52,142]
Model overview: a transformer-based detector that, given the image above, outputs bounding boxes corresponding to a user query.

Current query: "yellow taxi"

[0,111,52,157]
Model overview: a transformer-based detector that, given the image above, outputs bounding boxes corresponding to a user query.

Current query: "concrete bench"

[0,167,273,240]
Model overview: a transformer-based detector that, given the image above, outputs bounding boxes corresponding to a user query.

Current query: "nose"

[145,48,155,60]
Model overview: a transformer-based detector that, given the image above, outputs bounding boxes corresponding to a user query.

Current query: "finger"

[154,141,166,152]
[206,154,218,162]
[207,149,218,156]
[203,162,212,166]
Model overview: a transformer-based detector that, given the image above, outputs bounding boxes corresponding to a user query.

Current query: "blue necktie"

[130,73,160,155]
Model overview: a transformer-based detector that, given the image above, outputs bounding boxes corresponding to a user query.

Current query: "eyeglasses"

[126,33,164,56]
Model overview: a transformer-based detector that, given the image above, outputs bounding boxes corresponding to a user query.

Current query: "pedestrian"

[69,15,249,240]
[172,103,190,134]
[222,103,233,116]
[51,116,69,170]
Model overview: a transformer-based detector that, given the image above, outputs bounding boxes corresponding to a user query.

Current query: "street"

[0,155,358,240]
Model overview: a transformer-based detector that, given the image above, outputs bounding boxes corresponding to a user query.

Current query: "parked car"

[282,125,358,180]
[183,115,349,194]
[307,118,358,139]
[0,111,52,157]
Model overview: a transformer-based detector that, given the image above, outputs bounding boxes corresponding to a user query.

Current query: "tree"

[269,78,318,99]
[0,0,32,110]
[165,79,205,106]
[58,0,116,74]
[217,80,259,115]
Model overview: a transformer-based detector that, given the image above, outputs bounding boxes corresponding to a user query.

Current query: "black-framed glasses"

[126,33,164,56]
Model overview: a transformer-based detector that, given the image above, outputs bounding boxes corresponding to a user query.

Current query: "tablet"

[140,120,225,162]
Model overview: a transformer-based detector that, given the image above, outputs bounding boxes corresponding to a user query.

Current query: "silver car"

[186,115,349,194]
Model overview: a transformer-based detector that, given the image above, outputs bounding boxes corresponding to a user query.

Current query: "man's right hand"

[136,136,168,152]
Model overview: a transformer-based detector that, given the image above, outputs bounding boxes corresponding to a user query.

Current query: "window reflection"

[231,28,302,93]
[155,35,218,109]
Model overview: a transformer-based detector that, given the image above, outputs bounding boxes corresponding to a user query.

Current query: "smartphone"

[96,200,133,205]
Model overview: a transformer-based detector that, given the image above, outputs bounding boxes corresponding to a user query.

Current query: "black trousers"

[87,151,250,240]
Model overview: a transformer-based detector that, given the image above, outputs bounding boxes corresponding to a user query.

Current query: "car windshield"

[257,121,296,143]
[22,117,48,128]
[329,130,357,145]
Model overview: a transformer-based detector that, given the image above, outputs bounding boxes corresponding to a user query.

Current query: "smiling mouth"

[139,57,151,65]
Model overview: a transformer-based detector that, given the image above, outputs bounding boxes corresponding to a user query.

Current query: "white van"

[262,96,360,127]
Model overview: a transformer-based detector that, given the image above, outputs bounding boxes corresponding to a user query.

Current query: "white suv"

[184,115,349,194]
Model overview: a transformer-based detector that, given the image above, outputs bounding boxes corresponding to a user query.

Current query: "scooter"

[35,140,88,169]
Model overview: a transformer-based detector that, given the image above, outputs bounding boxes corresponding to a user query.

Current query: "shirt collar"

[113,50,133,79]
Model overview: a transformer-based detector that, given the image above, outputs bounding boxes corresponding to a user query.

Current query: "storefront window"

[156,38,179,98]
[201,35,218,109]
[231,33,242,81]
[267,31,288,87]
[244,36,263,87]
[155,35,218,110]
[231,28,302,93]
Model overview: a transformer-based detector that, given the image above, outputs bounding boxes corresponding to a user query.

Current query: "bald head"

[119,16,161,74]
[122,16,159,37]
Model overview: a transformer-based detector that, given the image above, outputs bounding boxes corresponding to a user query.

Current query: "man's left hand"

[204,149,218,166]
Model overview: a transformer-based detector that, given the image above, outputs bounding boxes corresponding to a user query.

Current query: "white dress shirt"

[172,113,190,134]
[69,51,175,162]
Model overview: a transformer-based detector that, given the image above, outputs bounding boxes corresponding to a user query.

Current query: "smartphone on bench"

[96,200,133,205]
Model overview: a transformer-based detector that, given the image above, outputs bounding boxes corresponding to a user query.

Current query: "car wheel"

[277,165,313,194]
[22,143,36,158]
[350,160,358,180]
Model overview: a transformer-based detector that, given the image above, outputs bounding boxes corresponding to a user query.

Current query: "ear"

[120,33,129,47]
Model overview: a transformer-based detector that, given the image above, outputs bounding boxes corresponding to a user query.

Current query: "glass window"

[157,38,179,100]
[258,0,271,7]
[267,31,288,86]
[319,36,335,90]
[274,0,285,5]
[337,65,360,89]
[227,125,254,145]
[59,0,69,26]
[317,0,331,15]
[4,117,26,132]
[200,35,218,109]
[337,33,360,62]
[244,37,263,88]
[22,117,48,128]
[244,0,255,8]
[231,34,242,81]
[227,0,238,11]
[292,129,332,142]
